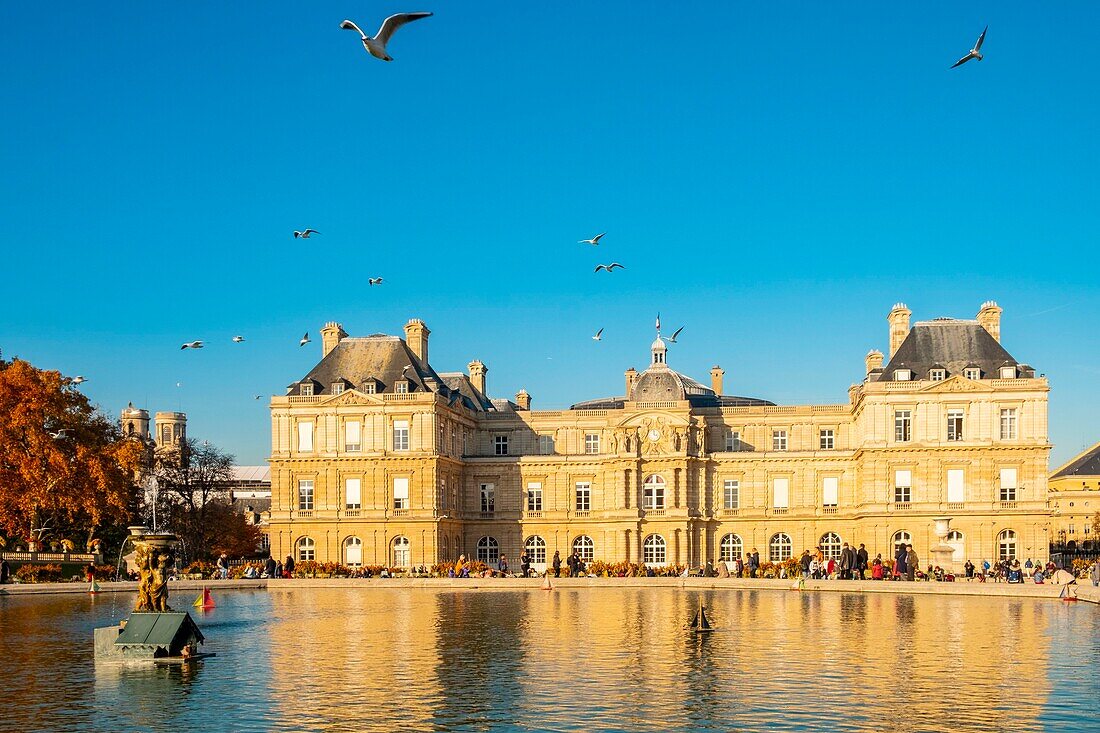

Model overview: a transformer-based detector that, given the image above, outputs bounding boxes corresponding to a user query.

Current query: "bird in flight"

[49,429,70,440]
[299,332,311,347]
[592,328,604,341]
[71,376,87,385]
[664,326,684,343]
[594,263,625,273]
[232,335,245,343]
[253,395,263,400]
[340,12,433,62]
[579,233,606,246]
[181,341,204,350]
[369,277,384,286]
[951,26,987,68]
[293,229,319,239]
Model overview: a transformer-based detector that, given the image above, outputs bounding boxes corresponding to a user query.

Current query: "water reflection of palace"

[268,302,1051,573]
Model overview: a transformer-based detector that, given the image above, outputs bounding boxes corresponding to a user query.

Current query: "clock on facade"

[648,429,661,442]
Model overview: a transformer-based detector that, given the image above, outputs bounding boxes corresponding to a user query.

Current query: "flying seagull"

[579,233,606,246]
[594,263,625,273]
[253,395,263,400]
[232,335,245,343]
[592,328,604,341]
[665,326,684,343]
[49,429,70,440]
[293,229,319,239]
[340,12,433,62]
[369,277,383,286]
[71,376,87,385]
[299,332,311,347]
[181,341,204,350]
[951,26,987,68]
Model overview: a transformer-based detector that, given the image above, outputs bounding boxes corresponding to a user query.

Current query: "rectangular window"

[772,478,789,509]
[644,482,665,510]
[929,369,946,382]
[585,433,600,455]
[298,422,314,452]
[345,421,361,452]
[365,381,376,394]
[393,420,409,451]
[331,382,345,396]
[1000,366,1017,379]
[964,368,981,380]
[823,477,839,507]
[297,480,314,510]
[480,483,495,513]
[894,470,912,503]
[947,469,965,503]
[894,369,912,381]
[947,409,964,442]
[999,468,1018,502]
[819,429,834,450]
[300,383,314,397]
[396,381,408,394]
[1069,524,1075,535]
[393,477,409,510]
[772,430,788,451]
[494,435,509,456]
[894,411,911,442]
[539,434,555,455]
[575,482,591,511]
[725,430,741,451]
[345,478,361,510]
[527,482,543,512]
[723,480,740,510]
[1000,409,1018,440]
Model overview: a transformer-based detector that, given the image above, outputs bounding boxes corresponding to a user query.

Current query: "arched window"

[296,536,315,562]
[945,530,965,562]
[440,535,449,562]
[819,532,842,559]
[476,536,499,565]
[344,536,363,567]
[719,534,743,563]
[643,475,666,510]
[572,535,594,563]
[769,533,792,562]
[998,529,1017,559]
[643,534,666,565]
[892,531,912,556]
[525,535,546,564]
[392,536,410,567]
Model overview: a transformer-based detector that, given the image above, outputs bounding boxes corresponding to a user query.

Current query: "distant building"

[224,466,272,553]
[1049,442,1100,551]
[267,303,1052,571]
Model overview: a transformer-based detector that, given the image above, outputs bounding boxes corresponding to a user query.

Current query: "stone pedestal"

[929,517,959,575]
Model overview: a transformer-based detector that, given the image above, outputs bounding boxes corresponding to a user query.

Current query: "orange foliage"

[0,358,142,540]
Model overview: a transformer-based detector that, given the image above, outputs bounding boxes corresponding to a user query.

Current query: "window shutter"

[773,478,789,508]
[393,477,409,501]
[947,469,965,503]
[345,478,361,506]
[823,477,839,506]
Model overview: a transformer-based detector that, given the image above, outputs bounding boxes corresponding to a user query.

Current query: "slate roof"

[438,373,494,411]
[1052,442,1100,479]
[115,612,204,651]
[877,319,1030,381]
[570,363,774,410]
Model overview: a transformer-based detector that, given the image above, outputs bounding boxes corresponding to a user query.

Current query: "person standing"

[519,550,531,578]
[856,544,869,580]
[284,555,295,578]
[498,554,509,576]
[749,549,760,578]
[552,550,562,578]
[905,544,918,582]
[839,543,853,580]
[1090,559,1100,587]
[894,544,908,580]
[216,553,229,580]
[799,550,812,579]
[265,555,278,579]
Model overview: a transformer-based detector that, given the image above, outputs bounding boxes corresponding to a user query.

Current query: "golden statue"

[129,526,178,613]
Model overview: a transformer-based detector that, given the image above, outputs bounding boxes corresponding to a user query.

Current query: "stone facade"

[268,303,1052,571]
[1048,442,1100,549]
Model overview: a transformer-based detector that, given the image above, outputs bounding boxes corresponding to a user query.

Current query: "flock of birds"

[57,13,991,399]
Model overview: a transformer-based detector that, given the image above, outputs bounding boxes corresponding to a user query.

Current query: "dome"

[651,337,666,352]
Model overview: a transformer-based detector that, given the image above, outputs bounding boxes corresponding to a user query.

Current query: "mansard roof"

[1052,442,1100,479]
[878,319,1028,381]
[438,373,494,411]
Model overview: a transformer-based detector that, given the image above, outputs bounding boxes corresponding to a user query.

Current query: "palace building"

[267,302,1052,571]
[1048,441,1100,551]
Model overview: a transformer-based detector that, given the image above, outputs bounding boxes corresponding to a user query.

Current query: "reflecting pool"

[0,587,1096,731]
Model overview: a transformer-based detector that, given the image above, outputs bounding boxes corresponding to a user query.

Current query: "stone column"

[624,529,632,563]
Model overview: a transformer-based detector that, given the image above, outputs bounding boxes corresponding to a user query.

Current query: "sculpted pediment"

[612,412,693,456]
[920,375,993,394]
[321,389,383,406]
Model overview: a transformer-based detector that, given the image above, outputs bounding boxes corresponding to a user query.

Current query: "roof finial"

[655,312,661,339]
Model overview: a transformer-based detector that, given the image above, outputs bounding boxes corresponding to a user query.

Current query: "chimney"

[624,368,638,399]
[320,322,348,359]
[403,319,430,363]
[515,389,531,410]
[977,301,1002,342]
[888,303,911,358]
[468,360,487,396]
[710,366,725,395]
[865,349,884,376]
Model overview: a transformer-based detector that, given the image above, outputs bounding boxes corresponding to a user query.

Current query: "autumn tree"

[0,357,145,550]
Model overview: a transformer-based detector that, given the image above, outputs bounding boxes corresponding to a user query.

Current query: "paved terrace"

[2,577,1099,605]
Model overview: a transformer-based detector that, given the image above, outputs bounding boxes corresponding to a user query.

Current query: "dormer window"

[964,368,981,380]
[331,382,345,396]
[364,381,377,395]
[300,382,314,397]
[396,380,409,394]
[894,369,912,382]
[1000,366,1017,379]
[929,369,946,382]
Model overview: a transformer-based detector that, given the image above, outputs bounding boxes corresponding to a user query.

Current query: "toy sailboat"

[1059,584,1078,602]
[193,587,216,609]
[541,574,553,591]
[689,604,714,633]
[89,579,101,594]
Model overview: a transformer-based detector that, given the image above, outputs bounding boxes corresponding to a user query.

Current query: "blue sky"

[1,2,1097,467]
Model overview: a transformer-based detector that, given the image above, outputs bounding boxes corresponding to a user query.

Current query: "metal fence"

[1,551,102,564]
